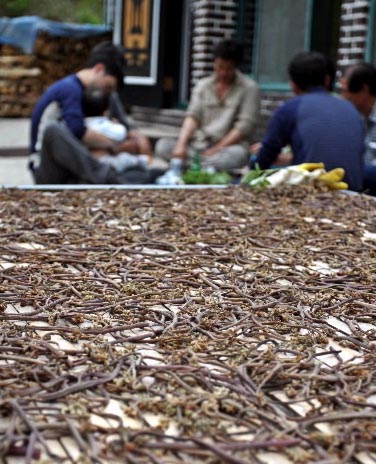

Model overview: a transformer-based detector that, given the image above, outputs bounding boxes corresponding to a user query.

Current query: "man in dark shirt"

[30,41,154,184]
[252,52,365,191]
[339,62,376,195]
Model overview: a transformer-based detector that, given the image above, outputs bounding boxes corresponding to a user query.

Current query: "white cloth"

[85,117,127,142]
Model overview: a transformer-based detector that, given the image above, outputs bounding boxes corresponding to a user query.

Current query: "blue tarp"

[0,16,110,54]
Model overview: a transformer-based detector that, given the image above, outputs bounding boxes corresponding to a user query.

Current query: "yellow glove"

[318,168,348,190]
[326,181,349,190]
[298,162,325,172]
[318,168,345,183]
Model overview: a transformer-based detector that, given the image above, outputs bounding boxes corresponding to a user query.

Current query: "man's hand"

[250,142,262,155]
[204,128,243,157]
[83,127,118,153]
[172,116,198,159]
[118,130,153,156]
[202,146,220,157]
[172,143,187,159]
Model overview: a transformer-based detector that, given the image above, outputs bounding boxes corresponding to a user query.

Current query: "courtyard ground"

[0,118,33,185]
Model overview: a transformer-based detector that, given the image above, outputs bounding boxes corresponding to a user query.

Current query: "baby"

[82,87,149,172]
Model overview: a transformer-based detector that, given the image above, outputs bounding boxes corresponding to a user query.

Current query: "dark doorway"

[161,0,187,107]
[311,0,342,65]
[120,0,190,109]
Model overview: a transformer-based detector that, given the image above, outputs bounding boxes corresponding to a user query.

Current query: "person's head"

[213,39,243,85]
[82,86,111,117]
[83,41,126,92]
[340,63,376,116]
[288,51,328,93]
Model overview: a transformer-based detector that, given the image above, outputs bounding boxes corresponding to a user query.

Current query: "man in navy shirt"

[252,52,365,191]
[30,41,154,184]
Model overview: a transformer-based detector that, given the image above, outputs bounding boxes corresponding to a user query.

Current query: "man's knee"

[155,138,176,160]
[43,122,65,142]
[42,122,78,156]
[202,146,248,170]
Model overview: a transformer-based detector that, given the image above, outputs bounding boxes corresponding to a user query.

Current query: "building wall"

[115,0,374,141]
[188,0,286,141]
[337,0,370,70]
[190,0,238,86]
[246,0,372,140]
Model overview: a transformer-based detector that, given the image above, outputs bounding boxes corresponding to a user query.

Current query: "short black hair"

[213,39,243,66]
[82,86,111,117]
[86,41,126,87]
[346,63,376,95]
[288,51,328,91]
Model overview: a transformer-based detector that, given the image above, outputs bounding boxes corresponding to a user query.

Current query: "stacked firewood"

[0,31,111,117]
[0,47,42,117]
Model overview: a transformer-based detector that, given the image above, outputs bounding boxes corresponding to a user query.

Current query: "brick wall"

[136,0,373,143]
[253,92,292,142]
[188,0,289,143]
[337,0,370,70]
[190,0,238,86]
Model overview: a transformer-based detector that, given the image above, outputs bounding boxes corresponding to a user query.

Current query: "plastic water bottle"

[170,158,182,176]
[191,150,201,172]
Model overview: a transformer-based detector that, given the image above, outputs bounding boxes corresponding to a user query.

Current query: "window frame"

[251,0,314,92]
[366,0,376,62]
[113,0,162,86]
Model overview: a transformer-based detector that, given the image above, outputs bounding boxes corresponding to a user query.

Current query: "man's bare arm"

[172,116,198,158]
[203,127,243,157]
[82,127,118,154]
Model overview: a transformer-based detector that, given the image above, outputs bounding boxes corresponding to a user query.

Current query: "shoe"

[155,169,183,185]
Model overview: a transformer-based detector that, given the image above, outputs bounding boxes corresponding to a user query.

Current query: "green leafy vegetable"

[241,163,277,189]
[182,170,232,185]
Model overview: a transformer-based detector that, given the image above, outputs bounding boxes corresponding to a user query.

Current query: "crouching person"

[154,39,260,179]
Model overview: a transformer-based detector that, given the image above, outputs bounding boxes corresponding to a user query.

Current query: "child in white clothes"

[82,88,149,172]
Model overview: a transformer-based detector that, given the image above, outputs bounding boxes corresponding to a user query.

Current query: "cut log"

[0,30,112,117]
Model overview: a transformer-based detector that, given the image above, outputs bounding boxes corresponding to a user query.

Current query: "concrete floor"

[0,118,177,187]
[0,156,33,186]
[0,118,32,186]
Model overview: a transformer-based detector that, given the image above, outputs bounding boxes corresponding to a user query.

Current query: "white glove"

[264,165,325,188]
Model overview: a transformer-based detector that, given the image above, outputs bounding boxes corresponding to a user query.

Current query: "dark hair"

[82,86,111,117]
[288,51,328,91]
[213,39,243,66]
[346,63,376,95]
[86,41,126,87]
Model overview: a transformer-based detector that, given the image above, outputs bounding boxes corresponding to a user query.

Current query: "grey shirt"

[186,71,260,149]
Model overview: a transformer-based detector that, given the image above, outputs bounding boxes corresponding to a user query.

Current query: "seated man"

[339,63,376,195]
[155,39,260,174]
[29,41,155,184]
[252,51,365,192]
